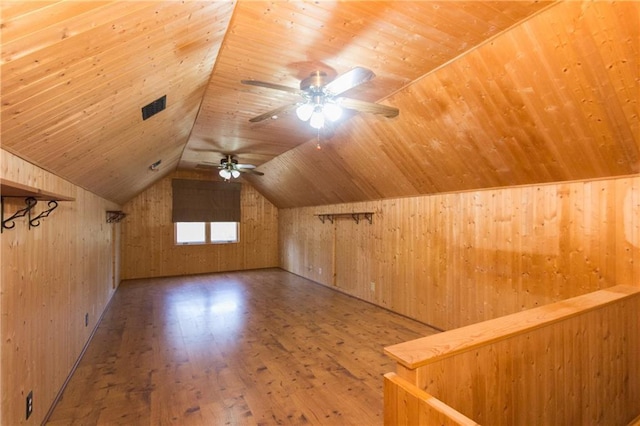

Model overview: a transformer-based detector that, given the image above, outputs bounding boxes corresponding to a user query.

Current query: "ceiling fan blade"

[248,103,296,123]
[241,79,301,94]
[337,98,399,118]
[198,160,226,168]
[196,163,219,170]
[324,67,375,96]
[239,169,264,176]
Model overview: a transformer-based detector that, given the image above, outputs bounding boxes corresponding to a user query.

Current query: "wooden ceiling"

[1,1,638,207]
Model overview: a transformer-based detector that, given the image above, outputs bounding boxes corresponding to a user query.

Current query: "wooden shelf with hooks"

[1,178,75,232]
[1,178,75,201]
[315,212,374,224]
[106,211,127,223]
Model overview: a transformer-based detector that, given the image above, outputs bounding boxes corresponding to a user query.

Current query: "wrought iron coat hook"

[2,197,38,232]
[29,200,58,229]
[106,211,127,223]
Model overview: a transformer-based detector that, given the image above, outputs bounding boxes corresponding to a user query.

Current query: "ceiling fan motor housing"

[221,155,238,167]
[300,71,329,95]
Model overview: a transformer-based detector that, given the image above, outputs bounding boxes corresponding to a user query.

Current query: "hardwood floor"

[46,269,438,425]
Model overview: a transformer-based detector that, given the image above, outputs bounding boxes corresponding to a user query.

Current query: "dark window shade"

[172,179,241,223]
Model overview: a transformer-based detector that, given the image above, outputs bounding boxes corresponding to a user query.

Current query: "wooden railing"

[384,372,478,426]
[384,285,640,425]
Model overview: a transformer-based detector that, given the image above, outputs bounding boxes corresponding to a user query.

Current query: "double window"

[175,222,239,245]
[171,179,241,245]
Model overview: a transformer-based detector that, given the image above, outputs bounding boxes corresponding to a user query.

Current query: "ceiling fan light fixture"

[212,155,263,179]
[296,103,314,121]
[310,106,325,129]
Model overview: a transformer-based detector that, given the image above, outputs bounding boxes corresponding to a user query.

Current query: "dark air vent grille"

[141,95,166,120]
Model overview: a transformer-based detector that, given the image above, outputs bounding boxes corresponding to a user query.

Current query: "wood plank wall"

[279,175,640,330]
[121,171,279,279]
[0,149,121,426]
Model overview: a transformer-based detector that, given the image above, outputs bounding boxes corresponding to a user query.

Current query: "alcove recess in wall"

[315,212,374,224]
[1,178,75,232]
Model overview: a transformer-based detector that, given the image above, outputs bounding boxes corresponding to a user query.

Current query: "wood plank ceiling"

[1,1,638,207]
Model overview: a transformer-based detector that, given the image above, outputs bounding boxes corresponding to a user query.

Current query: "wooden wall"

[0,149,121,426]
[279,175,640,330]
[121,171,279,279]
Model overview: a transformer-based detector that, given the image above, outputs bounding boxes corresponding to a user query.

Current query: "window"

[176,222,206,244]
[210,222,238,243]
[175,222,239,245]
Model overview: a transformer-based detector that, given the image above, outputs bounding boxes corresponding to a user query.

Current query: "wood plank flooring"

[46,268,439,425]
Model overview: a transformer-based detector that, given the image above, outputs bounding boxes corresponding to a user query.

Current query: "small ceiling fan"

[241,66,399,129]
[197,155,264,180]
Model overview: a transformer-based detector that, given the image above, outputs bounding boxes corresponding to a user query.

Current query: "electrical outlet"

[26,390,33,420]
[318,267,322,275]
[85,313,89,327]
[370,281,376,291]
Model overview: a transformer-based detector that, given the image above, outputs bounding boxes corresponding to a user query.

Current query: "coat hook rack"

[30,200,59,229]
[106,211,127,223]
[317,214,334,224]
[1,178,75,232]
[2,197,37,232]
[315,212,374,225]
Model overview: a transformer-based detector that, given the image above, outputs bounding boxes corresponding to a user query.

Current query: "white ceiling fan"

[196,155,264,180]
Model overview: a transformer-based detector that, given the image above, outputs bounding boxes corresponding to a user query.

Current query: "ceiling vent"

[141,95,166,120]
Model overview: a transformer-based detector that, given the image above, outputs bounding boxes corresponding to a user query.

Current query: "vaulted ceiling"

[1,1,638,207]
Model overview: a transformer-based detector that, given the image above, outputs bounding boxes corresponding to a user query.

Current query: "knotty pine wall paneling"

[279,176,639,330]
[1,149,121,426]
[121,170,278,279]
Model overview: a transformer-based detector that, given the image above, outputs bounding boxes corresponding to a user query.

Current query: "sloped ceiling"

[1,1,638,207]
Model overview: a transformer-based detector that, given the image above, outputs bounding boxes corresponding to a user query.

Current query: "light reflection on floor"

[165,279,247,350]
